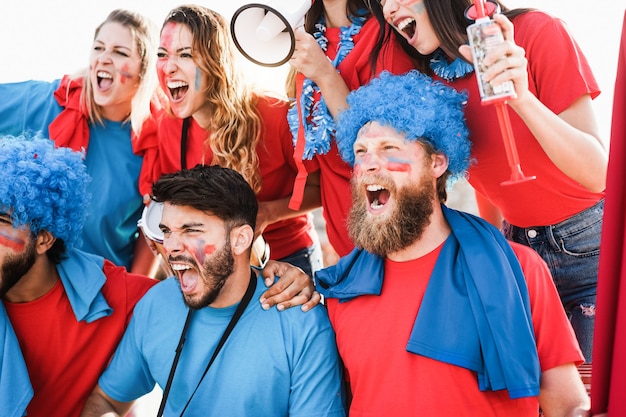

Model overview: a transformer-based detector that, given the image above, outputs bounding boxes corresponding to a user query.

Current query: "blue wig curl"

[335,70,471,179]
[0,136,90,250]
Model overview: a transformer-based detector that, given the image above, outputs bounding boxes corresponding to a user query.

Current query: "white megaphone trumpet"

[230,0,313,67]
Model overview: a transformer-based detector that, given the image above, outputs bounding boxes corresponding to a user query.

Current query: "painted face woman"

[377,0,606,362]
[148,5,324,282]
[0,9,161,274]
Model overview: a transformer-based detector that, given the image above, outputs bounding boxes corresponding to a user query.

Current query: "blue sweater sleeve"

[0,79,63,137]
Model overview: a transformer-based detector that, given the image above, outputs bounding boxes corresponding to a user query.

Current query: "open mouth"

[97,71,113,89]
[397,17,416,40]
[366,184,391,210]
[170,262,199,292]
[167,80,189,101]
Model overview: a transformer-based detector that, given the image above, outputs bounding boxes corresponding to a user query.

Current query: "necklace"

[287,14,366,159]
[429,48,475,81]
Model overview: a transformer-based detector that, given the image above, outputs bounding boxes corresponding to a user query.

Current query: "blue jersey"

[99,276,346,416]
[0,79,143,269]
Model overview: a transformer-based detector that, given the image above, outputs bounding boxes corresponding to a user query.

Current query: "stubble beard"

[183,236,235,310]
[0,239,37,298]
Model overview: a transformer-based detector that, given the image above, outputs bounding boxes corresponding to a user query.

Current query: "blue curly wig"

[335,70,472,179]
[0,136,90,250]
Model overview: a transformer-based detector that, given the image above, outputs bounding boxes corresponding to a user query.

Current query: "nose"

[97,49,114,64]
[382,0,398,19]
[163,231,184,255]
[163,56,179,74]
[356,151,384,174]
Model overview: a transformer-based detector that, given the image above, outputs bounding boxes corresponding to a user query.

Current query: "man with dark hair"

[0,136,156,417]
[82,164,345,417]
[316,71,590,416]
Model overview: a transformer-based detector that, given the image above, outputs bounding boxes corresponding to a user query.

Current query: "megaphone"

[231,0,313,67]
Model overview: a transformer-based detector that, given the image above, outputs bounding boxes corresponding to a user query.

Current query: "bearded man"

[82,164,345,417]
[0,136,156,417]
[315,71,591,417]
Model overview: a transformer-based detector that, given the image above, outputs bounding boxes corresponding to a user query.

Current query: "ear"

[35,230,57,255]
[431,152,449,179]
[230,224,254,257]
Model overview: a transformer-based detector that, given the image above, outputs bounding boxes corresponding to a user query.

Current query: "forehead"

[95,22,136,49]
[355,122,407,144]
[160,203,224,230]
[160,22,192,47]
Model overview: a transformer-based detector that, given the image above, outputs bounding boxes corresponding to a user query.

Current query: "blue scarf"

[287,14,366,159]
[0,249,112,416]
[316,205,540,398]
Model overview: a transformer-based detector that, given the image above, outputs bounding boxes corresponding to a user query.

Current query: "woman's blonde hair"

[163,5,263,193]
[80,9,159,136]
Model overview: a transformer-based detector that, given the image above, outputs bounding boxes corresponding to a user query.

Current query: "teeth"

[167,81,188,89]
[171,264,191,271]
[97,71,112,79]
[371,200,384,210]
[366,184,385,192]
[397,17,415,31]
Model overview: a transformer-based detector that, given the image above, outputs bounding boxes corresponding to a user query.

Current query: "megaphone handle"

[288,73,309,210]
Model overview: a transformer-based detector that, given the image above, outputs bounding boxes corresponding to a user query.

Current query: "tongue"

[99,78,113,90]
[180,269,199,293]
[378,189,390,205]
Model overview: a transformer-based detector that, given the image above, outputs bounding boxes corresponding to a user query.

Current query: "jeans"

[503,199,603,363]
[278,242,324,281]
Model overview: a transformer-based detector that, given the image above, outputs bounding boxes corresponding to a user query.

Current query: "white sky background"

[0,0,624,142]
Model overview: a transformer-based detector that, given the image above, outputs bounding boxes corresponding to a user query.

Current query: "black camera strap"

[157,269,257,416]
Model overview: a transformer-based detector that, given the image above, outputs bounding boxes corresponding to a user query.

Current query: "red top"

[444,11,603,227]
[4,261,155,417]
[326,241,583,416]
[152,95,315,260]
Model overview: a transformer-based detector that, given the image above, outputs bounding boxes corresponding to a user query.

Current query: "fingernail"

[261,303,270,310]
[277,304,285,312]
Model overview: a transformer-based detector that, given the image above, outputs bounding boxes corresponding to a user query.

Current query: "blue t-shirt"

[0,79,143,269]
[99,276,346,416]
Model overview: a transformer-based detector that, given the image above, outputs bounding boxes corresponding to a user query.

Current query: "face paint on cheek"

[195,68,202,91]
[191,239,216,265]
[157,61,167,87]
[386,157,412,172]
[118,64,133,83]
[0,231,26,252]
[353,162,363,178]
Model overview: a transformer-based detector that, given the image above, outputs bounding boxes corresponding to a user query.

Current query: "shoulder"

[254,93,290,117]
[512,10,570,38]
[101,260,157,304]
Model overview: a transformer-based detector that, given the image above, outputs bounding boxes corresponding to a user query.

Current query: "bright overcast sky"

[1,0,623,141]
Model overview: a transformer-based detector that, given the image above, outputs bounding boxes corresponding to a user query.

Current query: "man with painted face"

[316,71,590,416]
[81,164,345,417]
[0,136,156,417]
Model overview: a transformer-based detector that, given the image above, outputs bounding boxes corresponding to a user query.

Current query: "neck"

[387,205,451,262]
[323,0,351,28]
[208,259,253,308]
[101,104,132,123]
[3,255,59,303]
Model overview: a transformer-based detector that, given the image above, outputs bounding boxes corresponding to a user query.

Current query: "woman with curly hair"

[144,5,323,284]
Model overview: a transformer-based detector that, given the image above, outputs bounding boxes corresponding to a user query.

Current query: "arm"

[256,170,321,237]
[537,364,590,417]
[474,190,503,228]
[289,28,351,117]
[259,260,321,312]
[80,385,134,417]
[459,14,607,193]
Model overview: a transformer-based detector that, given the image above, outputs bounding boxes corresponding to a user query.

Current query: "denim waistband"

[503,199,604,244]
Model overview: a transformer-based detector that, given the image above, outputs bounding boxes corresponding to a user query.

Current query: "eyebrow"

[158,46,192,54]
[94,39,133,53]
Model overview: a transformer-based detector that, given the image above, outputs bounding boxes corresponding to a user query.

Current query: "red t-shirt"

[154,96,314,260]
[326,241,583,416]
[4,261,155,417]
[304,17,416,257]
[444,11,603,226]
